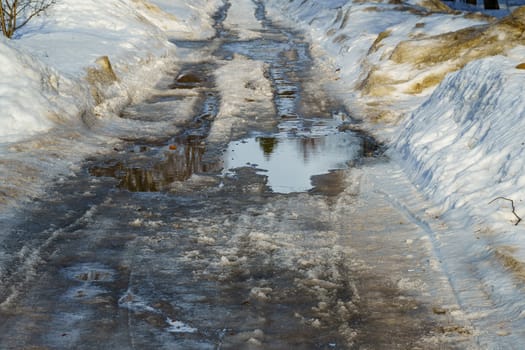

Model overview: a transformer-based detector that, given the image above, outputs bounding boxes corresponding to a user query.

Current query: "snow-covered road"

[2,0,525,348]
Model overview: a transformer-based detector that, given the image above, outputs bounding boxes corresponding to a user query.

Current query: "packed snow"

[223,0,264,40]
[209,54,274,145]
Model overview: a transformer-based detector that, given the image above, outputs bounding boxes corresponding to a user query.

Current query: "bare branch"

[15,1,54,31]
[0,0,55,38]
[489,197,522,226]
[0,4,7,37]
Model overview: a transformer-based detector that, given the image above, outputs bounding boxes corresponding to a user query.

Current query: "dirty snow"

[166,318,198,334]
[1,0,523,239]
[265,0,525,265]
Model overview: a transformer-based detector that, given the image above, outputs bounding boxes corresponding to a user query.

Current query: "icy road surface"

[0,0,520,348]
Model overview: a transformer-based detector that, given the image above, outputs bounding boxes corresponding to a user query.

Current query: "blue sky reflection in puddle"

[223,130,361,193]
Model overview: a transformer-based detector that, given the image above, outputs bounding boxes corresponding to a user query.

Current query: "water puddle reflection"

[90,139,208,192]
[223,119,364,194]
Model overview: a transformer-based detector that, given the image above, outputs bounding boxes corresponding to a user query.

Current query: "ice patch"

[166,318,198,333]
[63,285,107,300]
[250,287,272,301]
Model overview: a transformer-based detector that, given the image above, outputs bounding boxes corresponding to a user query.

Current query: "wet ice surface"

[224,119,362,193]
[0,159,474,349]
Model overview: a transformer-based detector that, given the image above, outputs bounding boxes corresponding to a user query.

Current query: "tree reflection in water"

[299,137,324,162]
[90,140,207,192]
[257,137,279,159]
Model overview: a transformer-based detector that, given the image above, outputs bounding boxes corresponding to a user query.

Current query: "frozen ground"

[1,0,525,348]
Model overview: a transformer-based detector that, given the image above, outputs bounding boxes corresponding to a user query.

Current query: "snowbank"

[397,50,525,224]
[5,0,222,141]
[2,0,174,143]
[138,0,219,39]
[0,39,64,142]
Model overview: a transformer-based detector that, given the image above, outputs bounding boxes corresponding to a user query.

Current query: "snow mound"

[134,0,221,40]
[397,54,525,224]
[375,7,525,96]
[0,0,224,145]
[0,40,63,142]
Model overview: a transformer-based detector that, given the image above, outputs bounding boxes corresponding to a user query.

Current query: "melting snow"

[265,0,525,270]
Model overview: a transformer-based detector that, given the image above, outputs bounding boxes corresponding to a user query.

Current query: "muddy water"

[0,1,468,350]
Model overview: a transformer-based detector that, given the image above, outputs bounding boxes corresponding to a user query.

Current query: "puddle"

[62,263,116,283]
[170,72,207,89]
[216,17,382,196]
[90,139,207,192]
[217,28,369,196]
[223,119,364,194]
